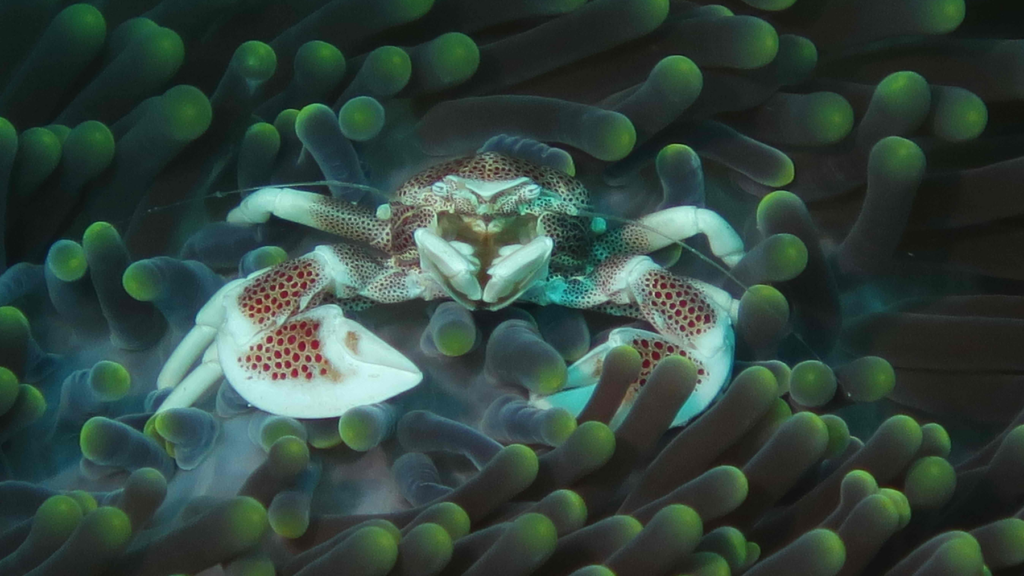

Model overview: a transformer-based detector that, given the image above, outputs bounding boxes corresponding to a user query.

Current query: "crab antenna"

[142,180,389,216]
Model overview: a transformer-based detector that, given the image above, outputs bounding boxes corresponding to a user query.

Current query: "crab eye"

[537,187,567,202]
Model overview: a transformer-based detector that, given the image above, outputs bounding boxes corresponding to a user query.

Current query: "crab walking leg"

[227,187,392,251]
[600,206,745,267]
[530,255,738,427]
[156,326,216,389]
[156,344,224,413]
[156,278,245,389]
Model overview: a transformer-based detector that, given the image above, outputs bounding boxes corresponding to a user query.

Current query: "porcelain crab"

[155,149,744,427]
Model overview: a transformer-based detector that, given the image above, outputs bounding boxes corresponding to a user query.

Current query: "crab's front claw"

[484,236,553,305]
[540,326,733,428]
[415,228,483,303]
[218,304,422,418]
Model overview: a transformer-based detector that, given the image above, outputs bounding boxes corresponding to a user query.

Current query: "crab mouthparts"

[414,229,552,310]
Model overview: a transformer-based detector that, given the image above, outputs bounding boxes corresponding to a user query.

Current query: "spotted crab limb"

[551,326,733,428]
[217,304,421,418]
[483,236,553,304]
[226,187,391,251]
[605,206,745,267]
[540,255,739,335]
[415,228,483,303]
[207,244,433,344]
[534,255,738,428]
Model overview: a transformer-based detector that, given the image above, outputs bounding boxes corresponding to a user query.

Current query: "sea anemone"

[1,0,1023,574]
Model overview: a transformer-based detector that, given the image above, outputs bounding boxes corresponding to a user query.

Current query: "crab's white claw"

[562,331,631,391]
[484,236,553,304]
[562,327,661,391]
[218,304,422,418]
[553,326,734,428]
[157,249,424,418]
[636,206,745,268]
[415,228,483,302]
[531,384,598,420]
[539,255,738,429]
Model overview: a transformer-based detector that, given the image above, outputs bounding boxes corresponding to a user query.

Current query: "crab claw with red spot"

[219,304,422,418]
[530,256,738,428]
[155,252,424,419]
[536,326,734,428]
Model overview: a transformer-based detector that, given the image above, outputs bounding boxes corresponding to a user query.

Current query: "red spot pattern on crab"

[635,268,717,340]
[625,334,707,401]
[238,257,328,329]
[238,319,337,382]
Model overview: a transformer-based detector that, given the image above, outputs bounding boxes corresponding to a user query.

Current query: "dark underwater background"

[0,0,1023,574]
